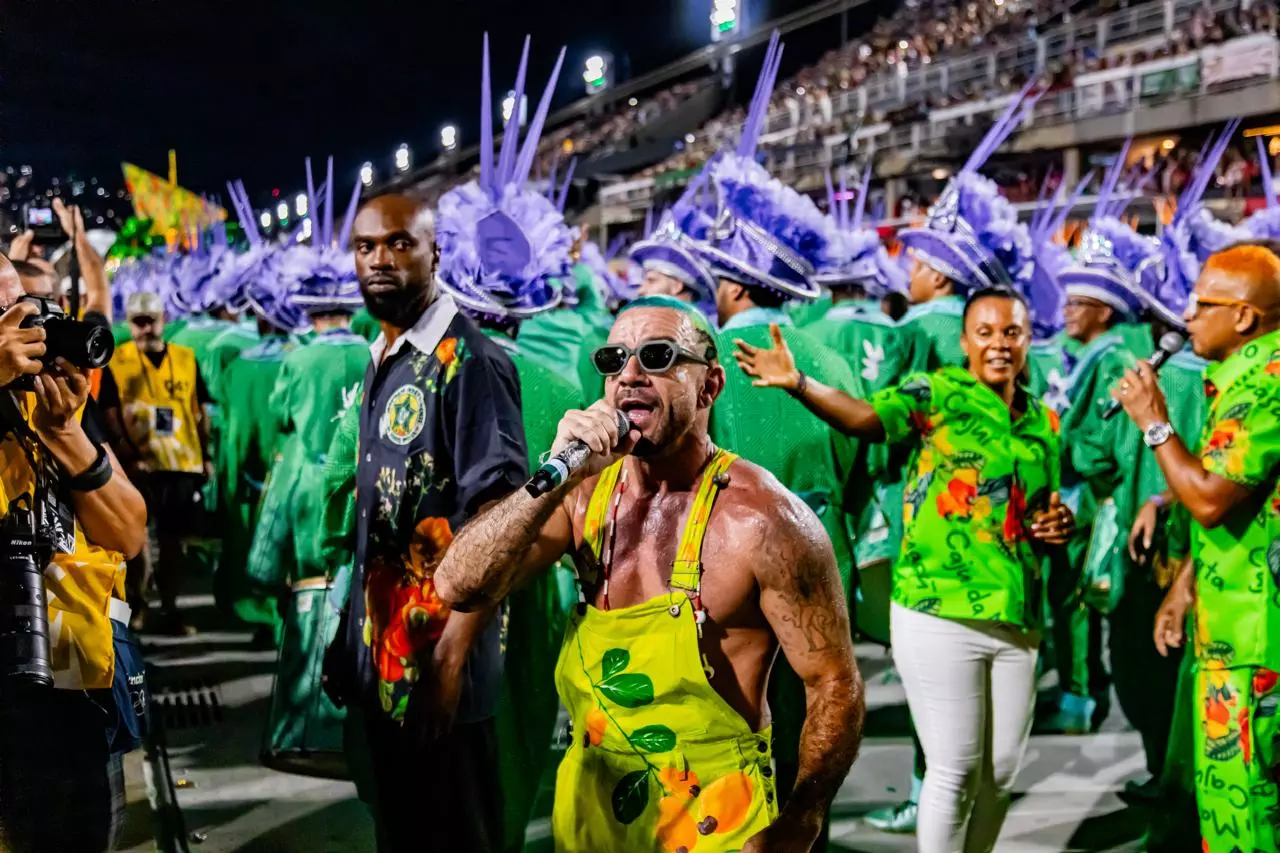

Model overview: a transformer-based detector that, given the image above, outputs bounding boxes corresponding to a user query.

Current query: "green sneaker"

[864,800,918,833]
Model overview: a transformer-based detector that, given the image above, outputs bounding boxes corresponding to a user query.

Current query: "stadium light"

[360,162,374,187]
[440,124,458,151]
[298,218,313,242]
[583,54,610,95]
[395,144,411,173]
[1161,138,1177,151]
[295,192,308,217]
[710,0,739,42]
[276,201,289,221]
[259,211,272,229]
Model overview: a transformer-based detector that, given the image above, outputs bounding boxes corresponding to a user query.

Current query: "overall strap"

[670,449,738,637]
[582,459,626,562]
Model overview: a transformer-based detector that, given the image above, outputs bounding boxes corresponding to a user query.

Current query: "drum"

[261,576,348,779]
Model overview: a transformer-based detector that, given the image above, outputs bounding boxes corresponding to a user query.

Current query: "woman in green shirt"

[735,285,1074,852]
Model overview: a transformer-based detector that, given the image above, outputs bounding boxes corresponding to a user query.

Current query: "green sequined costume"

[261,333,368,773]
[1069,341,1208,810]
[215,335,297,627]
[249,330,371,590]
[486,331,585,853]
[712,307,860,815]
[803,299,910,643]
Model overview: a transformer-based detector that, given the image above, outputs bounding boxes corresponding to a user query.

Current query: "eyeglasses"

[592,339,715,377]
[1185,293,1268,319]
[130,315,157,327]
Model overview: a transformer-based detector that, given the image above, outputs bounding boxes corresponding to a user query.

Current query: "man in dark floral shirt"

[328,194,528,852]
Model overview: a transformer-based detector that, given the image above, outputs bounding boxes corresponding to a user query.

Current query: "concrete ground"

[117,594,1152,853]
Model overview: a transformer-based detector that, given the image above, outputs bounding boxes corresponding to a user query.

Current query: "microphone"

[1101,331,1186,420]
[525,410,634,497]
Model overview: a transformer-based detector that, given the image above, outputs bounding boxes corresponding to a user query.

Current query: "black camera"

[0,502,53,687]
[12,296,115,386]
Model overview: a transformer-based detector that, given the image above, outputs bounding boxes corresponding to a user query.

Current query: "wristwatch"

[1143,421,1174,448]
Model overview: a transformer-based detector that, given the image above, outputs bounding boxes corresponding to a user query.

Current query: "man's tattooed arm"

[753,488,864,844]
[434,485,575,611]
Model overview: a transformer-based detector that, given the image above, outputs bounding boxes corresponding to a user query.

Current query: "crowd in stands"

[625,0,1278,187]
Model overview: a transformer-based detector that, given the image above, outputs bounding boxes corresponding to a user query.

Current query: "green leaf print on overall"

[580,646,670,825]
[612,769,651,824]
[628,724,678,753]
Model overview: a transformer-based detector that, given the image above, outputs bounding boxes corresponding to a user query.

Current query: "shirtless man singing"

[435,296,864,852]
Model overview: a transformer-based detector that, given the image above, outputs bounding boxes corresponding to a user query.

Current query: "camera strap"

[0,390,78,554]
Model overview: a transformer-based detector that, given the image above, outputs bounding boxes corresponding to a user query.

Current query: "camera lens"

[0,544,54,687]
[43,317,116,370]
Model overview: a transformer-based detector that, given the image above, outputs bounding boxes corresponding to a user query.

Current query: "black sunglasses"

[592,339,715,377]
[130,315,157,327]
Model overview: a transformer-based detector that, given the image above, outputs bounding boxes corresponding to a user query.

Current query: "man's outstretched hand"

[734,323,801,391]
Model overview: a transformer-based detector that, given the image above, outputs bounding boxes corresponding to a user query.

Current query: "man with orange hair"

[1113,241,1280,853]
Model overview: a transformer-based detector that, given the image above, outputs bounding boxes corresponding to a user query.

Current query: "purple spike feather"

[497,36,532,188]
[513,46,567,189]
[480,34,495,199]
[305,158,319,243]
[737,39,774,160]
[1029,169,1058,235]
[960,78,1037,175]
[1050,169,1096,237]
[1095,138,1132,221]
[1259,136,1276,210]
[824,169,836,222]
[338,174,364,251]
[324,156,336,247]
[839,170,849,230]
[232,181,262,247]
[1178,118,1240,224]
[544,155,557,203]
[853,165,871,231]
[737,32,783,160]
[643,206,654,239]
[556,157,577,213]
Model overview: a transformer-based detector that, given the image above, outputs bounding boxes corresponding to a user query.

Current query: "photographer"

[0,253,148,852]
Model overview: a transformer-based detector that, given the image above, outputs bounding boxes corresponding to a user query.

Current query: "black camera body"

[10,296,115,389]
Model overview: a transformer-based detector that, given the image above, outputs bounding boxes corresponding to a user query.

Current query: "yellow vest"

[0,394,126,690]
[109,341,204,474]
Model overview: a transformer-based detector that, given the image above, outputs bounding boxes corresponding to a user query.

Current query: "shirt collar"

[1203,327,1280,400]
[720,306,794,333]
[369,294,459,365]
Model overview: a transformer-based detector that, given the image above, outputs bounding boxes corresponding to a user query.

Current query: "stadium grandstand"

[383,0,1279,245]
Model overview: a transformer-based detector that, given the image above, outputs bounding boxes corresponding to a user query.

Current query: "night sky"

[3,0,863,206]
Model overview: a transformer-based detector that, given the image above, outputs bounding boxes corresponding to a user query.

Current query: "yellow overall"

[552,450,778,852]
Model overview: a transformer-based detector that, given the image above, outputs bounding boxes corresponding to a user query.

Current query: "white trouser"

[890,603,1040,853]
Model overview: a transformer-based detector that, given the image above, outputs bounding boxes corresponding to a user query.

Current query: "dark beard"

[361,285,432,329]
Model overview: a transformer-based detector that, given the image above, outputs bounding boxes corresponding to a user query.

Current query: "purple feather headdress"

[1151,119,1243,326]
[1025,169,1094,338]
[1057,140,1150,320]
[898,82,1041,294]
[629,170,719,317]
[435,35,576,321]
[816,165,907,297]
[694,33,829,302]
[279,157,363,312]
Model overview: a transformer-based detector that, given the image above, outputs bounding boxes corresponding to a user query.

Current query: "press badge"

[154,406,176,436]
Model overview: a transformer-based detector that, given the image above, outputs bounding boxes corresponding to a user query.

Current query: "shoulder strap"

[670,449,738,591]
[582,458,626,561]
